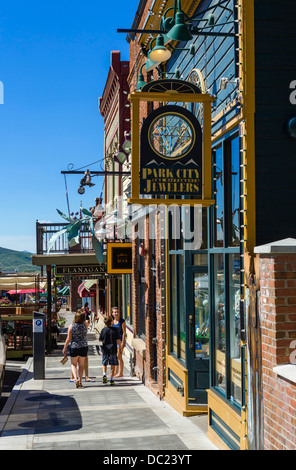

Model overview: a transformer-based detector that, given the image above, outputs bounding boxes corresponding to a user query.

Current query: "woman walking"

[63,311,88,388]
[111,307,126,377]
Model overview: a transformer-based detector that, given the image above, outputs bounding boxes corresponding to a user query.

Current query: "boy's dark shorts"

[70,346,88,358]
[102,352,118,366]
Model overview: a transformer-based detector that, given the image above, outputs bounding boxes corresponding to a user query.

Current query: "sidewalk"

[0,311,218,451]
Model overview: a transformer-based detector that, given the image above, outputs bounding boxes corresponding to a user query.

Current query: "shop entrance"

[186,266,210,405]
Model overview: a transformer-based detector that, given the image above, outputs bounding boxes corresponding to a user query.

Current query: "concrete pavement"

[0,311,218,451]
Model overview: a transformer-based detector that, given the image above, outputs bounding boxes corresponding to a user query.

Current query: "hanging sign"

[128,79,215,207]
[140,104,202,197]
[107,243,132,274]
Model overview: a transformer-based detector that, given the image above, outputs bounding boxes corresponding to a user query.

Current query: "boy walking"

[99,316,121,385]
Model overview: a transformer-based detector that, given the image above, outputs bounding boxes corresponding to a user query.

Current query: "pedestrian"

[62,311,88,388]
[111,306,126,377]
[99,315,121,385]
[69,310,95,383]
[83,302,91,326]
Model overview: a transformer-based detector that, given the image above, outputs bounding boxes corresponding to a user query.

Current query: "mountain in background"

[0,247,40,274]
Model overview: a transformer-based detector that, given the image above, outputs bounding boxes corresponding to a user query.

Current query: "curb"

[0,357,32,435]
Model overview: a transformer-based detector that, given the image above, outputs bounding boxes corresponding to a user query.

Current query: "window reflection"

[179,255,185,360]
[214,146,224,247]
[170,254,185,359]
[214,254,226,393]
[194,272,209,358]
[229,254,241,404]
[231,137,240,247]
[170,255,178,355]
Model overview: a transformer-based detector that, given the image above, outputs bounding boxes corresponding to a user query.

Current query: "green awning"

[59,286,70,296]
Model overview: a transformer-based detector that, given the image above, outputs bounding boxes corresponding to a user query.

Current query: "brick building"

[254,240,296,450]
[126,1,167,398]
[96,0,296,451]
[97,51,133,351]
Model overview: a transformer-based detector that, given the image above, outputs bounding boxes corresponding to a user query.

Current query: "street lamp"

[149,34,172,62]
[136,64,147,91]
[165,1,193,42]
[146,53,161,72]
[77,169,95,194]
[78,186,85,195]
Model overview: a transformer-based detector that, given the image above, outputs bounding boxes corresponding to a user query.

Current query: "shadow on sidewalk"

[3,390,82,437]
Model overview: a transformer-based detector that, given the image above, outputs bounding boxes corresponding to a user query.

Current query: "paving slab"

[0,311,218,451]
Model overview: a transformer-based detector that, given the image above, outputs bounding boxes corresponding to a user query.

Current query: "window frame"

[209,128,243,411]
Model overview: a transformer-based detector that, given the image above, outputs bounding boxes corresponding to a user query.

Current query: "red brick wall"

[128,0,166,398]
[132,228,139,337]
[259,254,296,450]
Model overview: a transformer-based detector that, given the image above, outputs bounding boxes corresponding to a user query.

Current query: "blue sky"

[0,0,138,253]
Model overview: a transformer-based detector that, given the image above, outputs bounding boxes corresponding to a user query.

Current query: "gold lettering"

[142,168,152,179]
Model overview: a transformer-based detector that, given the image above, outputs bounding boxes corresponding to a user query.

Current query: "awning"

[0,276,48,290]
[7,289,45,295]
[59,286,70,296]
[78,280,97,298]
[83,280,97,291]
[32,253,106,266]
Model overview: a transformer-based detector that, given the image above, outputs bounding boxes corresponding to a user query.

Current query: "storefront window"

[192,253,208,266]
[179,255,185,360]
[170,255,178,355]
[210,129,242,409]
[213,254,226,393]
[214,146,224,247]
[169,254,185,359]
[229,254,241,404]
[194,272,209,358]
[123,274,132,325]
[230,136,240,247]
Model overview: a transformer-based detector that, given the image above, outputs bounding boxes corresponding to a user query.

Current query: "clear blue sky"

[0,0,138,253]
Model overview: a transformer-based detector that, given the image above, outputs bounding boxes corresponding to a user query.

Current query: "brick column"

[255,238,296,450]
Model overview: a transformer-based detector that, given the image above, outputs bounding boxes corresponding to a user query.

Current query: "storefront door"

[186,266,210,405]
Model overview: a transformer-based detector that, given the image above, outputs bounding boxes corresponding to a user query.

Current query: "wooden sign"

[128,80,215,207]
[140,104,202,197]
[107,243,132,274]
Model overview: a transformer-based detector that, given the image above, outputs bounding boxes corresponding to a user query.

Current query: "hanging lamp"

[165,0,192,42]
[149,34,172,62]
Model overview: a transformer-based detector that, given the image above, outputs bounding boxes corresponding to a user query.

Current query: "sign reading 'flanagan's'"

[140,104,202,196]
[56,265,107,276]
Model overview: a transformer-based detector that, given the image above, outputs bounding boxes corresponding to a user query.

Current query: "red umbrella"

[7,289,45,294]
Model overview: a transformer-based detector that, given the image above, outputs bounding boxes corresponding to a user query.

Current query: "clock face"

[148,112,195,159]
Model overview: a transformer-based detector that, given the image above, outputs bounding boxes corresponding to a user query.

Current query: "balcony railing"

[36,221,93,255]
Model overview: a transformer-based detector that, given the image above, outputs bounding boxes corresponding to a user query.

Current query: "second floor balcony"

[36,221,94,255]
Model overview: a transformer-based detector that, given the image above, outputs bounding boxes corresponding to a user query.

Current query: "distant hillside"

[0,247,40,274]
